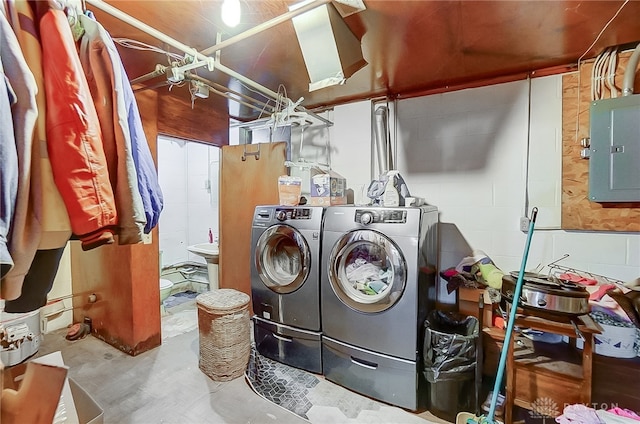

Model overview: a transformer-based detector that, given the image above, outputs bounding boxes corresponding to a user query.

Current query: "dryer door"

[328,229,407,313]
[255,224,310,294]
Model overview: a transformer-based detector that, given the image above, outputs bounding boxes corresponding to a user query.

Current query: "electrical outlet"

[519,217,530,233]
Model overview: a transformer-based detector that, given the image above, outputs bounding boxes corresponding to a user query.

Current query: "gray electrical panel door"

[589,94,640,202]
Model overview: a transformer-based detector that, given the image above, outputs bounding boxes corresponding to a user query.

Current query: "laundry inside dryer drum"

[257,228,309,294]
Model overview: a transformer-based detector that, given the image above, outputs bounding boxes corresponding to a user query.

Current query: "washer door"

[255,225,310,294]
[328,229,406,313]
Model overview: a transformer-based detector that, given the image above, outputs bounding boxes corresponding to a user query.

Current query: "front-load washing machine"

[320,205,438,410]
[250,205,325,373]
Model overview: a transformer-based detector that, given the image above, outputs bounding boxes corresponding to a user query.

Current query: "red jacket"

[40,9,117,250]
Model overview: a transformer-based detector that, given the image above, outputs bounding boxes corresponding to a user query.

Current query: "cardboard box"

[278,175,302,206]
[458,287,494,327]
[309,169,347,206]
[2,352,103,424]
[69,378,104,424]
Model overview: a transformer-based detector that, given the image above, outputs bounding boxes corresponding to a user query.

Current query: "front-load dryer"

[320,205,438,410]
[250,205,325,373]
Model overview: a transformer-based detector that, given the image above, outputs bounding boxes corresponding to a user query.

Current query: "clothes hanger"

[66,0,85,40]
[49,0,85,39]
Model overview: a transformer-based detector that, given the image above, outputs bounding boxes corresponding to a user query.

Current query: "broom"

[456,207,538,424]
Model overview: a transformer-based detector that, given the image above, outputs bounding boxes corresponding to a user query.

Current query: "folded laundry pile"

[440,268,479,294]
[556,403,640,423]
[440,250,505,294]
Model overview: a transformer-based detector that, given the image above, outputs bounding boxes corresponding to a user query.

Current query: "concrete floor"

[35,302,452,424]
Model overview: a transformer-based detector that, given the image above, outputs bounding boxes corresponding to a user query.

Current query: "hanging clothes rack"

[84,0,333,128]
[546,254,627,287]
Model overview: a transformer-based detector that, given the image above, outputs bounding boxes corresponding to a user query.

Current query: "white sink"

[187,243,219,262]
[187,243,219,289]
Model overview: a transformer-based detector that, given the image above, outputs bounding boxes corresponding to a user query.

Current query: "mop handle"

[486,207,538,423]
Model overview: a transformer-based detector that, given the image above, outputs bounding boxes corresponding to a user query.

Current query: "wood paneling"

[593,354,640,411]
[218,143,287,305]
[94,1,640,122]
[561,51,640,231]
[157,90,229,146]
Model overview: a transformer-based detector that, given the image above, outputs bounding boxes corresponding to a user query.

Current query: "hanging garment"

[0,59,18,280]
[40,8,118,250]
[78,14,146,244]
[5,0,72,251]
[0,11,39,300]
[121,59,163,234]
[4,246,65,313]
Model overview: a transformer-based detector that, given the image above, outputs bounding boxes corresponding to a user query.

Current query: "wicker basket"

[196,289,251,381]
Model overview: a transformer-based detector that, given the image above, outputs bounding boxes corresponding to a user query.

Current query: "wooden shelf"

[505,313,602,423]
[485,321,640,416]
[512,336,585,381]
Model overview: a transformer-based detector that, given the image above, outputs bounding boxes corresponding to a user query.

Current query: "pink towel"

[560,272,598,285]
[608,408,640,421]
[589,284,617,301]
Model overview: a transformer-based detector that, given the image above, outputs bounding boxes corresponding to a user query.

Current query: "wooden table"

[505,312,602,423]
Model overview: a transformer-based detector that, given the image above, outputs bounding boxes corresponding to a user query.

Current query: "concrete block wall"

[326,76,639,306]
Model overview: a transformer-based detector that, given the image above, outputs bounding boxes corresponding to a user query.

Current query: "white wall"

[158,136,220,268]
[325,75,639,305]
[41,244,73,332]
[329,102,373,198]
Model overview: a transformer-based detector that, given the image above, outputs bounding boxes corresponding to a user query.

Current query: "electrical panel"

[588,94,640,202]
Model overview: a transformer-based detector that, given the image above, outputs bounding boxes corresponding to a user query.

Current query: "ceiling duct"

[290,0,367,91]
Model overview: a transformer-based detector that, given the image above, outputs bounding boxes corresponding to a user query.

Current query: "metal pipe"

[187,74,275,113]
[85,0,281,101]
[296,105,333,126]
[622,42,640,96]
[374,105,389,174]
[88,0,334,126]
[46,292,97,304]
[130,64,167,85]
[87,0,200,61]
[195,81,273,115]
[130,0,330,91]
[212,60,279,100]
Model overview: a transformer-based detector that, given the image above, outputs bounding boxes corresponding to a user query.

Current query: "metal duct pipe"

[622,42,640,96]
[373,105,392,174]
[291,1,367,91]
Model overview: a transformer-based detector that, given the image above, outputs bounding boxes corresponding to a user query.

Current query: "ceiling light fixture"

[221,0,241,28]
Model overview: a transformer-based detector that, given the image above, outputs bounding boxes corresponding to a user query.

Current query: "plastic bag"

[423,310,479,382]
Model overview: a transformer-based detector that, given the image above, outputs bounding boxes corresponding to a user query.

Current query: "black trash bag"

[423,310,479,383]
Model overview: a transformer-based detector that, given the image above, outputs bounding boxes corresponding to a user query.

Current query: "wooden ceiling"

[91,0,640,122]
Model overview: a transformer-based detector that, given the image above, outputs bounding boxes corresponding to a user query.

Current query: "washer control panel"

[275,208,312,221]
[355,209,407,225]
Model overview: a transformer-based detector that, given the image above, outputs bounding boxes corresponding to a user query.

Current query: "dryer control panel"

[355,209,407,225]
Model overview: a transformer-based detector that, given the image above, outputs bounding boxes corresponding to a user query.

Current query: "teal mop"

[456,207,538,424]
